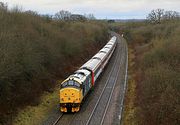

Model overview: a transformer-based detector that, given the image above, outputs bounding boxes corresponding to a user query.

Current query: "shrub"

[135,21,180,125]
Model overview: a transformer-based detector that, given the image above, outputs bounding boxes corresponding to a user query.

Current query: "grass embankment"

[13,85,59,125]
[113,20,180,125]
[0,5,109,124]
[122,47,137,125]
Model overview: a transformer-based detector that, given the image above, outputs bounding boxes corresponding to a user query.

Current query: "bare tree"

[54,10,71,21]
[70,14,87,22]
[25,10,38,16]
[0,2,7,11]
[147,9,164,24]
[163,11,180,20]
[0,2,8,19]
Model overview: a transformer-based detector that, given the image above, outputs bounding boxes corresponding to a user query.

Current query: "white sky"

[2,0,180,19]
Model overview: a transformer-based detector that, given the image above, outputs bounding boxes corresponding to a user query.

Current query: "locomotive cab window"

[61,80,81,89]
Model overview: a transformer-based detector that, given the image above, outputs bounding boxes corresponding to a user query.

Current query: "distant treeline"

[0,2,108,124]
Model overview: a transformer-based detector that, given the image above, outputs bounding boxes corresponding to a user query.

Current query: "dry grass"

[13,86,59,125]
[122,48,137,125]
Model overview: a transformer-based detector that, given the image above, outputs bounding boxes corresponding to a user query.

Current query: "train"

[59,36,117,112]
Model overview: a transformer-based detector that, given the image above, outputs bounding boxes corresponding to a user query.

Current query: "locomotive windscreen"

[61,80,81,89]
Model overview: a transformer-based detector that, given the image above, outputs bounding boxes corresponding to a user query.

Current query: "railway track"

[52,113,76,125]
[52,114,63,125]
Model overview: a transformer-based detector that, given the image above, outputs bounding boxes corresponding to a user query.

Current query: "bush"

[135,21,180,125]
[111,13,180,125]
[137,64,180,125]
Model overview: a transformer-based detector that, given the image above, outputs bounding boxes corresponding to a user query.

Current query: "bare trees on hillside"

[163,11,179,20]
[55,10,71,20]
[147,9,164,24]
[0,2,7,11]
[54,10,96,21]
[147,9,180,24]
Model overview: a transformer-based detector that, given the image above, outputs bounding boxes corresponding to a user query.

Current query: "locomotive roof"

[61,77,82,85]
[68,69,91,83]
[60,69,90,85]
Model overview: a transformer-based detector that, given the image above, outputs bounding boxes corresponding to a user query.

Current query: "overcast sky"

[2,0,180,19]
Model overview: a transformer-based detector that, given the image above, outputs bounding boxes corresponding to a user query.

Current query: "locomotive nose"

[60,88,81,103]
[60,88,82,112]
[64,91,75,101]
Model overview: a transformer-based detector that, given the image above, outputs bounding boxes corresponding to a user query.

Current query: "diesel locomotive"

[59,36,117,112]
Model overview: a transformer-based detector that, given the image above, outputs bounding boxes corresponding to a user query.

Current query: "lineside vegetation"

[0,3,108,124]
[110,9,180,125]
